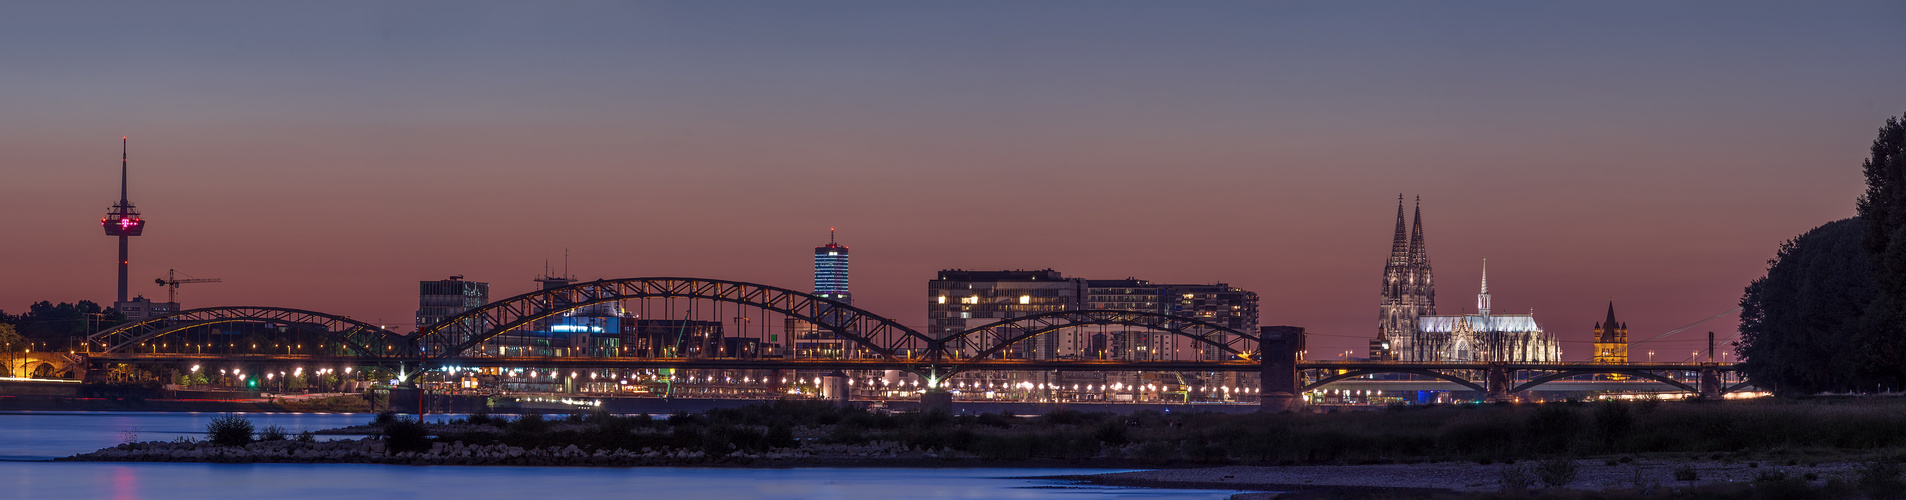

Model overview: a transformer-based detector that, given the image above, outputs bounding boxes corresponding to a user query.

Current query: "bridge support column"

[1259,326,1304,412]
[1485,363,1513,403]
[921,389,952,413]
[1699,363,1723,400]
[821,370,850,407]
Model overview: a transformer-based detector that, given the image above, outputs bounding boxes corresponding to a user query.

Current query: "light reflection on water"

[0,412,1243,500]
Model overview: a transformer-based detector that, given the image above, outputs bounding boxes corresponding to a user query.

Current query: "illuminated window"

[937,296,946,304]
[1019,295,1030,305]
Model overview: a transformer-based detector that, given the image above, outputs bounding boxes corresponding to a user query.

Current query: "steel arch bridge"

[415,277,1264,364]
[931,309,1260,362]
[414,277,937,361]
[84,306,410,358]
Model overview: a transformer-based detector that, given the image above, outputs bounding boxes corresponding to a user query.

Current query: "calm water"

[0,412,1242,500]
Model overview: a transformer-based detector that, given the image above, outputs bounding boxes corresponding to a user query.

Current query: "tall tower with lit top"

[102,137,146,304]
[814,228,850,305]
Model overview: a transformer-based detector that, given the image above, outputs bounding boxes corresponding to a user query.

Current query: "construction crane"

[154,269,221,303]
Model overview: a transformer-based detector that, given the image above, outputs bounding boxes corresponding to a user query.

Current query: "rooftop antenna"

[830,227,836,245]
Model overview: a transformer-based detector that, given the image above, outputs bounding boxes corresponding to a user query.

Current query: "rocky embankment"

[60,439,961,466]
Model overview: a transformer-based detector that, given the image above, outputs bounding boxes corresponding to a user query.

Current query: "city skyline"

[4,2,1904,361]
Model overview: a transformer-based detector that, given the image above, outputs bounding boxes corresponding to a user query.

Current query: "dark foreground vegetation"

[211,397,1906,464]
[66,397,1906,498]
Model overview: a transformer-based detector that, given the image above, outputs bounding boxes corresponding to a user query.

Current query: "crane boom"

[154,268,222,303]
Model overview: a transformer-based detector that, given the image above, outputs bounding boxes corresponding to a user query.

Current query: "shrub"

[1858,458,1906,499]
[1592,401,1633,444]
[1535,458,1578,488]
[1135,441,1176,463]
[1673,465,1699,486]
[466,409,493,426]
[206,414,255,447]
[259,425,288,441]
[766,423,797,449]
[295,431,316,443]
[510,413,548,434]
[371,411,398,427]
[383,418,432,455]
[1498,464,1535,493]
[1093,422,1130,446]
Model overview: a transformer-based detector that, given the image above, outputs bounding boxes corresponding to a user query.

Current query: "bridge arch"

[416,277,935,360]
[85,307,410,357]
[932,310,1260,362]
[1511,369,1700,394]
[1302,368,1487,393]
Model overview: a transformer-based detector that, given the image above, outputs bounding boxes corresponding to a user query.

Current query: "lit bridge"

[76,277,1749,409]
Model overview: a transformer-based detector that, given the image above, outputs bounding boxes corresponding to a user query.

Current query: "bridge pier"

[1259,326,1304,412]
[821,370,850,407]
[1699,363,1723,399]
[1485,363,1513,403]
[921,389,951,413]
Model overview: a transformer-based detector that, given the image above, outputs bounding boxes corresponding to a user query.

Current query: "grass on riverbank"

[348,397,1906,465]
[274,395,372,413]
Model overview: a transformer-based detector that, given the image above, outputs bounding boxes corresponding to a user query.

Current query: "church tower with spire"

[1593,302,1629,364]
[1377,195,1437,360]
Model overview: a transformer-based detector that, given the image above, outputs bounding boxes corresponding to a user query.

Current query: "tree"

[1737,218,1879,394]
[4,301,123,342]
[0,323,22,377]
[1855,112,1906,390]
[1739,112,1906,394]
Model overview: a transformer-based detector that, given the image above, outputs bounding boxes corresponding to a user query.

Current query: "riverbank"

[0,393,372,413]
[1068,460,1874,497]
[53,398,1906,498]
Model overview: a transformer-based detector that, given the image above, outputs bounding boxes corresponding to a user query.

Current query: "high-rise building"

[928,269,1086,359]
[814,228,850,305]
[417,276,489,354]
[1086,279,1259,360]
[1593,302,1629,364]
[785,230,855,358]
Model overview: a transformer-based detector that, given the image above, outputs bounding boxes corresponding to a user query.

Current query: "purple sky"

[2,1,1903,360]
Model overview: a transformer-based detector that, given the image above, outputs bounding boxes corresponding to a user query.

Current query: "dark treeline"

[1739,112,1906,394]
[0,300,125,343]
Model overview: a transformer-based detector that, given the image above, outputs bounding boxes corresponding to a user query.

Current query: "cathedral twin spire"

[1379,195,1437,351]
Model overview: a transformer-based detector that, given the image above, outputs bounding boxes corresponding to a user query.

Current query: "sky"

[2,1,1902,361]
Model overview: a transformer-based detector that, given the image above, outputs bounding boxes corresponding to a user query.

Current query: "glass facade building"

[813,230,850,305]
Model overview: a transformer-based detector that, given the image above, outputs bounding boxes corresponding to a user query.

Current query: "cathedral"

[1375,196,1560,362]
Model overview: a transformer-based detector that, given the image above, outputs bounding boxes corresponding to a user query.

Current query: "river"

[0,411,1243,499]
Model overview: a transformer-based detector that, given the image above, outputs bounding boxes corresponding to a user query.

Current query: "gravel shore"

[1073,459,1867,495]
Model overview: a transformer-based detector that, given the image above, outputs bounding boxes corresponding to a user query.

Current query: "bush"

[1858,458,1906,499]
[766,423,797,449]
[1673,465,1699,485]
[1498,465,1535,493]
[383,418,432,455]
[295,431,316,443]
[259,425,288,441]
[372,411,398,427]
[206,414,255,447]
[1534,458,1578,488]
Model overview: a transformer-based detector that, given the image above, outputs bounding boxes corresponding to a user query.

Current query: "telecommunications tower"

[102,137,146,303]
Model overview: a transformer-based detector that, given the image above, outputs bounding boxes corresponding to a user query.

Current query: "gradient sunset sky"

[3,1,1903,360]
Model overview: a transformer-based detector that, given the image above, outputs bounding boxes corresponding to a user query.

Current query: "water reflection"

[0,412,1242,500]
